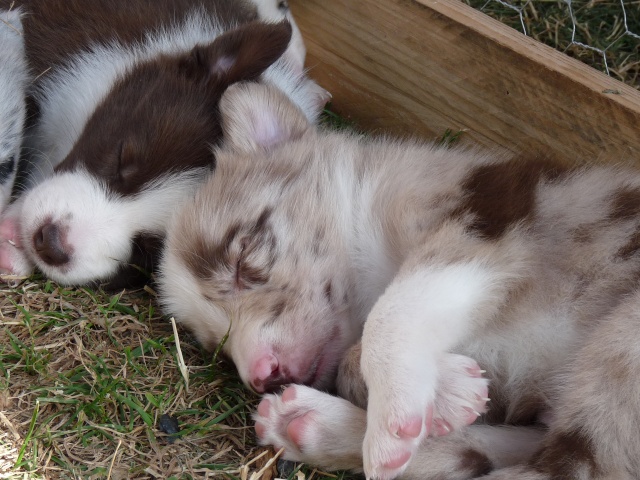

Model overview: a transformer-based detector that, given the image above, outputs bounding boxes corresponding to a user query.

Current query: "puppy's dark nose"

[33,222,70,266]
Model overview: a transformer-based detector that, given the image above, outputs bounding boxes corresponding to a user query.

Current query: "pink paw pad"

[255,398,272,440]
[286,412,312,449]
[282,386,297,402]
[255,421,266,439]
[392,416,423,439]
[258,398,271,417]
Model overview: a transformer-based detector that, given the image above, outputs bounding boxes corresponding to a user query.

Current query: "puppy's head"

[18,20,324,286]
[159,84,359,392]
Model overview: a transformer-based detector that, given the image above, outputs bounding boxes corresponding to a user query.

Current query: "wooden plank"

[290,0,640,165]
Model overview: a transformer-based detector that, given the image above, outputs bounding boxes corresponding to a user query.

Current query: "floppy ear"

[182,20,292,86]
[219,82,310,153]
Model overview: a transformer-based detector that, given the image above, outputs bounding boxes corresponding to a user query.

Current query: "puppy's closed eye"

[233,231,275,290]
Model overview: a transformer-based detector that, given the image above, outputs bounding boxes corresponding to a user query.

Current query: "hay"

[0,276,283,479]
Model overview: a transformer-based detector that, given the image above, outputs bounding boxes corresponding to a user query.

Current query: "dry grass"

[0,276,350,480]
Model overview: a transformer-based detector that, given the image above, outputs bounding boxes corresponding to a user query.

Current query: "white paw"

[433,354,489,435]
[362,353,489,480]
[0,215,33,278]
[254,384,366,471]
[361,355,436,480]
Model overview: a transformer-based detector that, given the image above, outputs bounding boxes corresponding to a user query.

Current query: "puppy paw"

[0,215,33,278]
[362,353,489,480]
[254,384,366,471]
[362,362,436,480]
[362,407,429,480]
[432,354,489,436]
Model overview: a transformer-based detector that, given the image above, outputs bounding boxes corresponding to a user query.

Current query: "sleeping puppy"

[0,8,27,212]
[0,0,326,287]
[159,82,640,480]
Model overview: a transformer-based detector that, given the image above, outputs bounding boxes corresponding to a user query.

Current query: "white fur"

[0,8,27,211]
[361,264,496,479]
[19,168,209,284]
[249,0,306,72]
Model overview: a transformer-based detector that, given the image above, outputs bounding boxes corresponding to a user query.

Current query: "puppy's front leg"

[361,253,507,479]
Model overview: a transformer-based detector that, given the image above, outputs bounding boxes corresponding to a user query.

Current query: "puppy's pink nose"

[250,354,294,393]
[253,355,279,382]
[33,222,70,266]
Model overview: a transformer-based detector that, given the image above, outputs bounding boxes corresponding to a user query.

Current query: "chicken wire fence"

[463,0,640,88]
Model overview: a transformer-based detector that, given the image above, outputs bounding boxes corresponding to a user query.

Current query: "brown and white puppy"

[160,82,640,480]
[0,0,325,287]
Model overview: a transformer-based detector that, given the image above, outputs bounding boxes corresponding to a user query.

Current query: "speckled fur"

[159,83,640,480]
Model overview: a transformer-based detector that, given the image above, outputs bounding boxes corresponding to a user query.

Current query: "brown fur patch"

[236,209,276,289]
[571,224,596,244]
[183,223,241,281]
[460,449,493,476]
[324,281,333,303]
[507,394,546,425]
[609,187,640,221]
[455,157,568,239]
[270,300,286,319]
[55,21,292,197]
[483,389,508,424]
[180,208,276,287]
[530,429,599,477]
[616,227,640,260]
[5,0,257,81]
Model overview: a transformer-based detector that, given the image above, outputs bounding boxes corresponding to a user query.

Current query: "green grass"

[0,276,360,479]
[463,0,640,88]
[320,104,362,133]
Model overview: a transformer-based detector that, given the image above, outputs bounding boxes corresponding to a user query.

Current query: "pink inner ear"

[252,111,285,149]
[212,55,236,76]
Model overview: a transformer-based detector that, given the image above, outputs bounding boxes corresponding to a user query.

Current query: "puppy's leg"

[483,291,640,480]
[338,342,490,437]
[255,385,543,479]
[360,267,496,479]
[255,385,366,471]
[360,225,530,479]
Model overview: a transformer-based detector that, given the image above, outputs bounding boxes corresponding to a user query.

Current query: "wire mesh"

[463,0,640,88]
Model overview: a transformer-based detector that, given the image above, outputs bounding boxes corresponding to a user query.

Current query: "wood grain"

[290,0,640,165]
